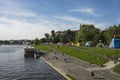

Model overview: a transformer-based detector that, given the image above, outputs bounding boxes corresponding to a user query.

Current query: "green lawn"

[34,44,52,52]
[113,64,120,74]
[81,47,120,57]
[34,44,120,73]
[51,45,108,65]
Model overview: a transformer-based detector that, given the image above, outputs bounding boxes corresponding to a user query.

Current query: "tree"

[39,38,46,43]
[51,30,55,38]
[104,24,120,44]
[65,29,74,42]
[57,29,74,43]
[45,33,50,44]
[52,36,60,43]
[94,32,106,45]
[51,30,56,42]
[79,24,99,42]
[34,38,39,45]
[59,34,68,43]
[76,31,82,42]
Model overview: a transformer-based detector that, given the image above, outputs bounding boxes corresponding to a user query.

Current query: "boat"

[24,46,44,58]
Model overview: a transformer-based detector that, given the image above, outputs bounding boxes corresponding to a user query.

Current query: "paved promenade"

[41,51,120,80]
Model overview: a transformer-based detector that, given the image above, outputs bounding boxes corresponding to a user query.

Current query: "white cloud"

[118,18,120,23]
[0,0,58,40]
[0,0,37,17]
[69,8,100,16]
[53,15,109,30]
[0,17,60,40]
[0,0,81,40]
[94,23,110,30]
[53,16,92,24]
[0,0,107,40]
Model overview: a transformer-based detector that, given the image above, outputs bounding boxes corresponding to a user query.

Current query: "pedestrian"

[64,58,67,62]
[91,71,95,77]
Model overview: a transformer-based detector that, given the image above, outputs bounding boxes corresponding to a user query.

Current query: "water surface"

[0,45,66,80]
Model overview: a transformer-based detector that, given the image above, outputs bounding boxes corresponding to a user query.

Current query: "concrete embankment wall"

[41,57,71,80]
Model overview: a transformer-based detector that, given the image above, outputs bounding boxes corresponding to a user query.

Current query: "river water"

[0,45,66,80]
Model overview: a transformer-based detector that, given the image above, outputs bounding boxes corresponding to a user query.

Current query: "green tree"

[45,33,50,44]
[51,30,55,38]
[104,24,120,44]
[52,36,60,43]
[65,29,73,42]
[59,34,68,43]
[51,30,56,42]
[94,32,106,45]
[34,38,39,45]
[39,38,46,43]
[76,31,82,42]
[79,24,99,42]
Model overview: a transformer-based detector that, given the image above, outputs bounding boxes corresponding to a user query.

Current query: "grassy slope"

[34,44,120,73]
[82,47,120,57]
[113,64,120,74]
[52,45,108,65]
[34,44,52,52]
[79,47,120,74]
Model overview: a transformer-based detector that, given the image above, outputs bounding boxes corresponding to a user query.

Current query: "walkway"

[42,51,120,80]
[86,60,120,71]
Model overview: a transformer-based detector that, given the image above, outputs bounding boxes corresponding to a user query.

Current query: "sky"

[0,0,120,40]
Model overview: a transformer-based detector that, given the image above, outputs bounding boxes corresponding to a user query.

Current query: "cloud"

[0,15,82,40]
[68,8,100,16]
[117,18,120,25]
[94,23,110,30]
[0,0,58,40]
[0,0,108,40]
[0,0,37,17]
[53,16,92,24]
[53,15,109,30]
[0,17,61,40]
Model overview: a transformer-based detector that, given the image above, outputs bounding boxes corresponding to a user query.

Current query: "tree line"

[34,24,120,46]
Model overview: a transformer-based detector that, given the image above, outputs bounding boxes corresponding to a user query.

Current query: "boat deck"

[24,46,45,58]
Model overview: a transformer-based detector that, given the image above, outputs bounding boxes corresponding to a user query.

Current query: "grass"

[113,64,120,74]
[34,44,120,74]
[81,47,120,57]
[66,74,77,80]
[51,45,108,65]
[34,44,52,52]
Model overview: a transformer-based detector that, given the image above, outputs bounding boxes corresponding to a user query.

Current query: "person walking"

[91,71,95,77]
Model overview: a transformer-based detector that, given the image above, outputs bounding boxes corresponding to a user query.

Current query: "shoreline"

[41,57,71,80]
[40,51,120,80]
[40,52,96,80]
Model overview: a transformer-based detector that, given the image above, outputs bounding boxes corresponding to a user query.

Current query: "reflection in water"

[0,45,66,80]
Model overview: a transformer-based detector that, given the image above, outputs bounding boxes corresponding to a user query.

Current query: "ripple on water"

[0,45,66,80]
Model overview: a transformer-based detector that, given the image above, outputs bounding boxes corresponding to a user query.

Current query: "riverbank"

[41,51,97,80]
[41,51,120,80]
[33,44,120,80]
[41,57,70,80]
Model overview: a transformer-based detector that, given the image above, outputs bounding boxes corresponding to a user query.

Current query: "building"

[55,31,65,36]
[55,30,79,36]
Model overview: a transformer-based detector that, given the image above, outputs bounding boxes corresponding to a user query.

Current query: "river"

[0,45,66,80]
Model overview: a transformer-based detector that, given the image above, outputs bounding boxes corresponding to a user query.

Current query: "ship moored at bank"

[24,46,44,58]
